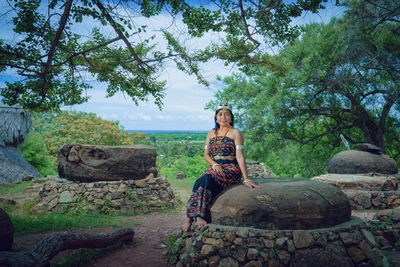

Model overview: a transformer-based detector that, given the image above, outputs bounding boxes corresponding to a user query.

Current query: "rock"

[311,174,397,191]
[176,173,186,180]
[0,147,41,184]
[375,209,393,220]
[345,190,371,209]
[293,241,353,267]
[347,247,366,263]
[211,178,351,229]
[278,250,291,265]
[243,260,262,267]
[354,143,382,154]
[361,229,376,247]
[59,191,73,203]
[247,248,259,260]
[200,244,213,256]
[218,257,239,267]
[392,207,400,222]
[246,161,274,178]
[232,246,247,262]
[209,255,220,267]
[339,231,362,245]
[276,237,288,247]
[58,144,157,182]
[327,150,398,174]
[293,230,312,249]
[224,231,236,242]
[267,258,285,267]
[135,180,148,188]
[0,208,14,251]
[263,239,274,248]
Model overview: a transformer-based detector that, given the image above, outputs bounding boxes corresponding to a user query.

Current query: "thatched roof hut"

[0,103,32,147]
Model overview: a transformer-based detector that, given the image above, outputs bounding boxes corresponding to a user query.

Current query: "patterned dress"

[186,136,242,222]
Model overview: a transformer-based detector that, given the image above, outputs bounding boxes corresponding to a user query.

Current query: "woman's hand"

[243,179,261,188]
[212,164,224,176]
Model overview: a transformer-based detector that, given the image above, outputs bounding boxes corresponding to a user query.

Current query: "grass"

[0,180,35,197]
[10,213,137,236]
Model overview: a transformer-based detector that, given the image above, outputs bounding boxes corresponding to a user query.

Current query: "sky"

[0,1,346,131]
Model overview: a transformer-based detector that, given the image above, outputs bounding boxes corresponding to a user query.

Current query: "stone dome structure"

[211,178,351,230]
[328,150,398,174]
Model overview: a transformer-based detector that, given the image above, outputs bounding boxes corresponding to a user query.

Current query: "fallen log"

[0,227,134,267]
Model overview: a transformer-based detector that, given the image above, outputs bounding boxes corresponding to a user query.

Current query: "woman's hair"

[214,108,234,129]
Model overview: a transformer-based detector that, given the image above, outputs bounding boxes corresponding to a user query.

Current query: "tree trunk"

[0,228,134,267]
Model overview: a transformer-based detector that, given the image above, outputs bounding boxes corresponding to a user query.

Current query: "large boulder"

[211,178,351,230]
[58,144,157,182]
[0,208,14,251]
[0,147,41,184]
[328,150,398,174]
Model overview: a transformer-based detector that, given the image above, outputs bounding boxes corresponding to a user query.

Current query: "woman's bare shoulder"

[207,129,215,138]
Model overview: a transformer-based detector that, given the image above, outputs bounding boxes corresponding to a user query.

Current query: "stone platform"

[169,217,387,267]
[33,175,177,214]
[312,173,400,210]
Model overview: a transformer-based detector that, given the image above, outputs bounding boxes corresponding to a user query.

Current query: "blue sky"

[0,2,346,131]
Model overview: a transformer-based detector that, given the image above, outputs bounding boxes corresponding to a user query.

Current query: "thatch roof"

[0,104,32,147]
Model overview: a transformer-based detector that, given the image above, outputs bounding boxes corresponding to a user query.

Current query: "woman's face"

[216,108,232,127]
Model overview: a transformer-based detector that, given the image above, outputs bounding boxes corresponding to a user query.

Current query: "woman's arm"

[234,129,260,188]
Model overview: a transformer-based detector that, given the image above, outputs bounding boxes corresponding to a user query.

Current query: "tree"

[208,0,400,175]
[0,0,327,111]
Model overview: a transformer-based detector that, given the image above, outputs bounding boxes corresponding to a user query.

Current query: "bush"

[19,133,57,176]
[26,110,149,170]
[160,154,209,180]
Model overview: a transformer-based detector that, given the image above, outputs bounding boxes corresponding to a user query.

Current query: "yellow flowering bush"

[29,110,149,170]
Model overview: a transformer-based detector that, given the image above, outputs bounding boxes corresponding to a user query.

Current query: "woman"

[183,105,260,232]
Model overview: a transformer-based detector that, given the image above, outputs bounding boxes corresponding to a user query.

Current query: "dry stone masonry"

[34,175,177,214]
[312,144,400,210]
[170,217,387,267]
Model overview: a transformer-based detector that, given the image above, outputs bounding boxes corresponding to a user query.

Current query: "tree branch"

[0,228,134,267]
[40,0,73,96]
[94,0,149,74]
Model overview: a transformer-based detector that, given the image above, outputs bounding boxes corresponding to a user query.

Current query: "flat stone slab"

[211,178,351,230]
[312,174,398,191]
[58,144,157,182]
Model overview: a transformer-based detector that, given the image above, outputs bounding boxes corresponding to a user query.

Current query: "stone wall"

[169,217,391,267]
[312,173,400,210]
[33,175,178,214]
[246,161,275,178]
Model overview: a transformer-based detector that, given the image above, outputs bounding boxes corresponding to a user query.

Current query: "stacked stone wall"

[312,173,400,210]
[33,175,177,214]
[169,217,391,267]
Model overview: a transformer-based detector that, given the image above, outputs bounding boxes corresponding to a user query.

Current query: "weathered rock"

[218,257,239,267]
[0,147,41,184]
[58,144,157,182]
[311,174,397,191]
[293,241,353,267]
[246,161,274,178]
[293,230,312,249]
[0,208,13,251]
[211,178,351,229]
[328,150,398,174]
[354,143,382,154]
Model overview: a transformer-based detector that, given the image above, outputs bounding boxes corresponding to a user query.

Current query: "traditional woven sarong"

[186,136,242,222]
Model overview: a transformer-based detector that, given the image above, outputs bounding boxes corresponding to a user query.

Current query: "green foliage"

[19,133,57,176]
[0,0,328,111]
[160,154,209,181]
[207,0,400,177]
[27,110,148,170]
